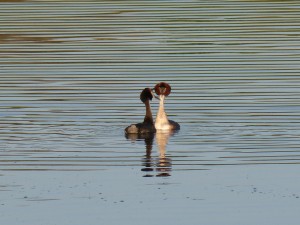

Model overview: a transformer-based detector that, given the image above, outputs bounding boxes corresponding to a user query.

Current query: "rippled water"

[1,1,300,225]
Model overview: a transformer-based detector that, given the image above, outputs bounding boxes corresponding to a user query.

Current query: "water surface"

[1,1,300,225]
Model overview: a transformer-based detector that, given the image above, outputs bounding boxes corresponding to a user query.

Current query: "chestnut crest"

[154,82,171,96]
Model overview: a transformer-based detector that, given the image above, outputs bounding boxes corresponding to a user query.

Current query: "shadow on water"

[125,132,176,177]
[0,34,61,44]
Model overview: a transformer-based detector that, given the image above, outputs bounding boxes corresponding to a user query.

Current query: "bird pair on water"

[125,82,180,134]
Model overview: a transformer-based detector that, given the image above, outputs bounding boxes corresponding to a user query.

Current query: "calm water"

[1,1,300,224]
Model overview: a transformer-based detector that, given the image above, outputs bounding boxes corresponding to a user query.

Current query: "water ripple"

[0,0,300,172]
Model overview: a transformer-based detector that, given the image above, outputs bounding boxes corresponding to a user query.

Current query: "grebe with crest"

[125,88,156,134]
[154,82,180,131]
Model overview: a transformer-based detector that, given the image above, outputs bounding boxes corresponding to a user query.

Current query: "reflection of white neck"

[155,95,170,130]
[156,132,170,158]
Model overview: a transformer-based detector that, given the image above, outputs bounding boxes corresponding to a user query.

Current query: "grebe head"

[140,88,154,103]
[154,82,171,96]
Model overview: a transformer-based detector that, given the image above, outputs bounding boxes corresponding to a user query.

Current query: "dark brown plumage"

[125,88,156,134]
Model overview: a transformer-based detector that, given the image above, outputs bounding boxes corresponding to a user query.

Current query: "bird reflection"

[125,132,173,177]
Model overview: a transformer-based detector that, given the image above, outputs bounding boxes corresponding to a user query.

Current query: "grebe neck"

[156,95,169,124]
[143,99,154,124]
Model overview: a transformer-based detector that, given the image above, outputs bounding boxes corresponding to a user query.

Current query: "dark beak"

[151,88,160,99]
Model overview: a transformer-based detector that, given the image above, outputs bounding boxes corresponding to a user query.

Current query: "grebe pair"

[125,82,180,134]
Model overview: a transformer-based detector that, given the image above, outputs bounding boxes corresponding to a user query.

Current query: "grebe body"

[154,82,180,131]
[125,88,156,134]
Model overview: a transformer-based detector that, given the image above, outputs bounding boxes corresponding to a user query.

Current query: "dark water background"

[1,1,300,224]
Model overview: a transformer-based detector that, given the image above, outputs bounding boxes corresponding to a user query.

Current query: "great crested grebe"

[154,82,180,131]
[125,88,156,134]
